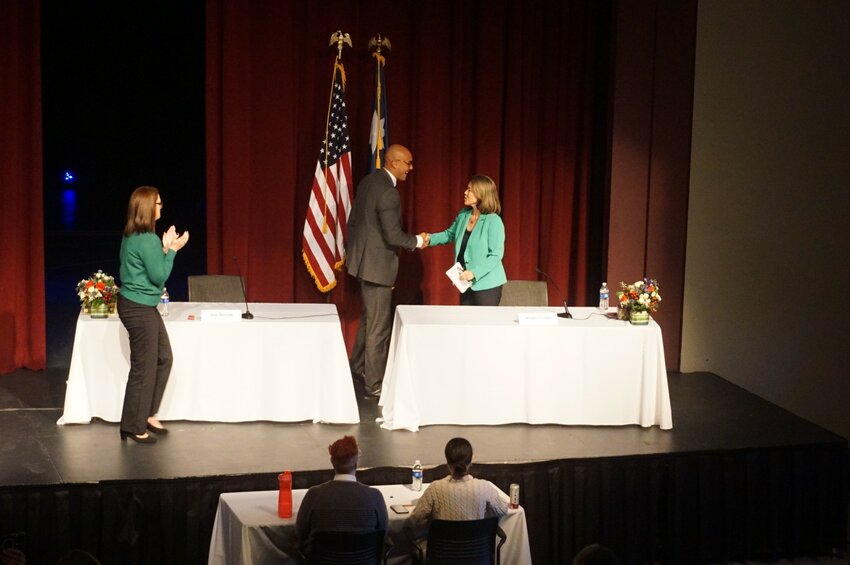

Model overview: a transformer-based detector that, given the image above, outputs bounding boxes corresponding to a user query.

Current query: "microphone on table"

[231,256,254,320]
[535,267,572,319]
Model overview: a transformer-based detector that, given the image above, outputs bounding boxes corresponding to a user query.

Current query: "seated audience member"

[573,543,620,565]
[406,437,509,534]
[295,435,388,546]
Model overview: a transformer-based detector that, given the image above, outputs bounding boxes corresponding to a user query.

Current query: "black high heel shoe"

[120,431,157,444]
[146,422,168,435]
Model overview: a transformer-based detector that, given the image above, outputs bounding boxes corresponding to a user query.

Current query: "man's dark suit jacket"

[346,169,417,286]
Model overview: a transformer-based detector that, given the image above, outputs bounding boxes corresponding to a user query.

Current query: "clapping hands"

[162,225,190,253]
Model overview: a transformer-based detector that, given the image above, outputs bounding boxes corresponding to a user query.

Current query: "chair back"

[498,280,548,306]
[308,530,388,565]
[187,275,245,302]
[425,517,506,565]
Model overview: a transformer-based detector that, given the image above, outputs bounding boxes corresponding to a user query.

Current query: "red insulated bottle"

[278,471,292,518]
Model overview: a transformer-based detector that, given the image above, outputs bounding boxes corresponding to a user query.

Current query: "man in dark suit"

[346,144,424,398]
[295,435,388,547]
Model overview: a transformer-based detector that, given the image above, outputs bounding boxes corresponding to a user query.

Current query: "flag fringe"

[302,251,337,293]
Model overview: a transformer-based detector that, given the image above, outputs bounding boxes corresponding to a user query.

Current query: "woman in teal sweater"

[117,186,189,443]
[425,175,507,306]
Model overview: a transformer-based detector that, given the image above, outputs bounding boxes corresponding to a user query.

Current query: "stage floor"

[1,368,848,564]
[0,369,843,487]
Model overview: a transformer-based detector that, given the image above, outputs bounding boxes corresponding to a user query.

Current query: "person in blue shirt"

[117,186,189,443]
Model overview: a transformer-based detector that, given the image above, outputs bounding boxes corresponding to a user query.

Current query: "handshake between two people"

[414,232,474,282]
[416,232,431,249]
[162,225,190,253]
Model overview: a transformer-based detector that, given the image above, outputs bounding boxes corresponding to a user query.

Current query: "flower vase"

[90,301,109,319]
[108,301,117,315]
[629,310,649,325]
[617,304,630,321]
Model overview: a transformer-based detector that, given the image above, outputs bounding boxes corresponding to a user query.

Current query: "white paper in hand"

[445,262,472,293]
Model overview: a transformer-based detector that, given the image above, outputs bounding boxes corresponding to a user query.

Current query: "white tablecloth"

[208,484,532,565]
[58,303,359,425]
[379,306,672,431]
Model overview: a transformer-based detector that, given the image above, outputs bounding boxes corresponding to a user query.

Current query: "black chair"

[300,530,391,565]
[187,274,245,302]
[410,517,507,565]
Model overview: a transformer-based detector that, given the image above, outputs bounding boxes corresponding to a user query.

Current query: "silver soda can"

[509,483,520,509]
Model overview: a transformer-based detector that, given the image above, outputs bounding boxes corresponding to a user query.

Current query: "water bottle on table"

[158,287,170,316]
[598,282,609,311]
[278,470,292,518]
[412,460,423,491]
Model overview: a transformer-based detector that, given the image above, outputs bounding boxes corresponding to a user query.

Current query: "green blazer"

[430,208,507,291]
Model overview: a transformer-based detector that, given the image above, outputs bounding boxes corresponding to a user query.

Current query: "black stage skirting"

[0,371,847,564]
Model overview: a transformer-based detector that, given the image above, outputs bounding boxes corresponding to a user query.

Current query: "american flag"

[302,62,353,292]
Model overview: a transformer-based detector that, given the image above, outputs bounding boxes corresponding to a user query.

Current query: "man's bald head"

[384,144,414,182]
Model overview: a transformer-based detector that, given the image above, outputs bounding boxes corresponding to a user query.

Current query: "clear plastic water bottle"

[158,287,170,317]
[598,282,609,311]
[412,460,423,491]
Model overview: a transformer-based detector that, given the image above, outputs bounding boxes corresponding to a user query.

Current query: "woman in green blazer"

[426,175,507,306]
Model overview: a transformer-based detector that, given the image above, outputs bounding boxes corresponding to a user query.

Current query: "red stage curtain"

[0,1,46,373]
[206,0,606,345]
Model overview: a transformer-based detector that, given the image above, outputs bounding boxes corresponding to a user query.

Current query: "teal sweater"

[430,208,507,291]
[119,232,176,306]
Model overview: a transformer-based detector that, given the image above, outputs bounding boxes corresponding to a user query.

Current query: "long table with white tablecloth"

[207,483,532,564]
[58,302,359,425]
[379,305,672,431]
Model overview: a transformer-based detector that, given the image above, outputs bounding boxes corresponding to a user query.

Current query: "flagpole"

[368,35,391,171]
[302,32,355,293]
[321,31,352,233]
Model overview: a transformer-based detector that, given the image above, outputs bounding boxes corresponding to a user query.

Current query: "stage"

[0,369,846,564]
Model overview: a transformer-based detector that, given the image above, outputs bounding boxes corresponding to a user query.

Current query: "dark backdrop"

[40,2,207,364]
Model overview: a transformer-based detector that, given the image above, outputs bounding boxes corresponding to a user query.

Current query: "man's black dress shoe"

[120,431,157,444]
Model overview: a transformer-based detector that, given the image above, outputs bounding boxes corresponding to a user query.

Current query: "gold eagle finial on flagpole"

[329,31,352,59]
[368,34,392,56]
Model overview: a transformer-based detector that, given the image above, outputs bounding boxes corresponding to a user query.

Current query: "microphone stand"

[232,256,254,320]
[535,267,572,319]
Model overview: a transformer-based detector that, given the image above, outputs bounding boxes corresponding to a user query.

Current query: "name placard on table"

[516,311,558,325]
[200,309,243,322]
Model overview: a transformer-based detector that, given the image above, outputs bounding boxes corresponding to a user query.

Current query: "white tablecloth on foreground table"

[208,483,532,564]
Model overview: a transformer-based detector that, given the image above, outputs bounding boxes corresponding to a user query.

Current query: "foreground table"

[208,483,532,564]
[379,305,672,431]
[58,302,359,425]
